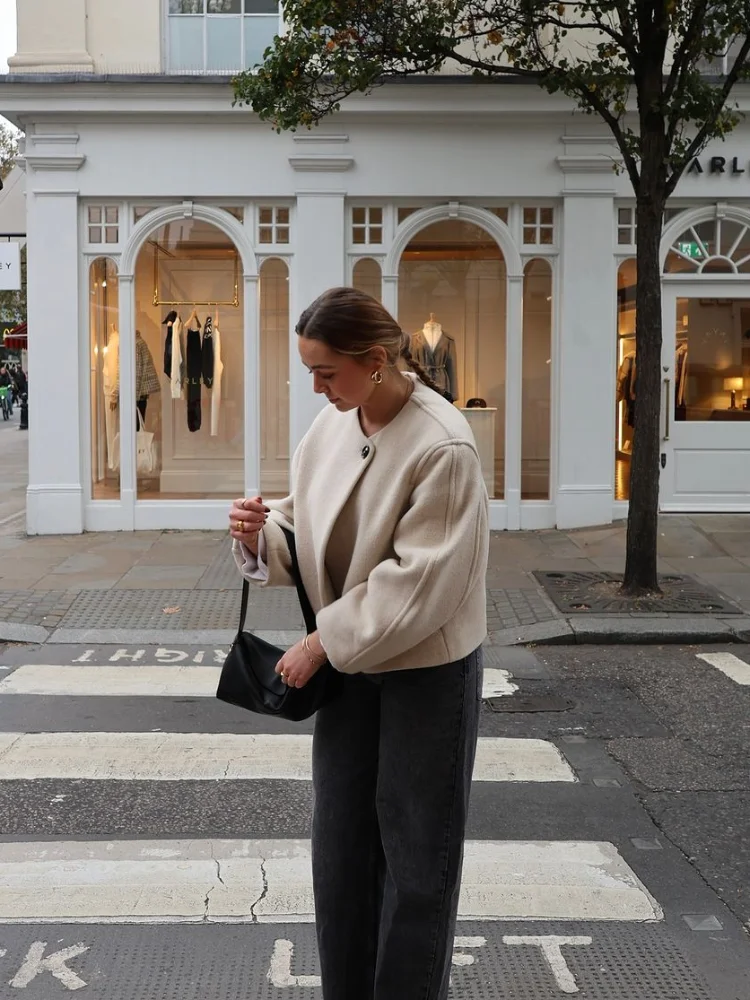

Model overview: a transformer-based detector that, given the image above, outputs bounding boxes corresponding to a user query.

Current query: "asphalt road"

[0,640,748,998]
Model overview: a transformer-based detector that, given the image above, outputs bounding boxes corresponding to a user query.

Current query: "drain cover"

[534,571,742,615]
[487,694,573,713]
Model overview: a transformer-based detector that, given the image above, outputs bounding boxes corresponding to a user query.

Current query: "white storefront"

[1,75,750,534]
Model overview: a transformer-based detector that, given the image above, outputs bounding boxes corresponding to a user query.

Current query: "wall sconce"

[723,376,744,409]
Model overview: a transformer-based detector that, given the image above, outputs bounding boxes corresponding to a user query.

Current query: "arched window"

[398,219,506,499]
[134,217,244,500]
[522,259,552,500]
[665,215,750,273]
[352,258,382,302]
[89,257,120,500]
[259,257,290,496]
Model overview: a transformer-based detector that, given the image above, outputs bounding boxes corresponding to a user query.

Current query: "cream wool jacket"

[233,375,489,675]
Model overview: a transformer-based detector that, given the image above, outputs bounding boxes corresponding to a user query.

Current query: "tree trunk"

[621,191,666,595]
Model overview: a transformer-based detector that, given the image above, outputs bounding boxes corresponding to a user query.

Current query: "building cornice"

[289,156,354,172]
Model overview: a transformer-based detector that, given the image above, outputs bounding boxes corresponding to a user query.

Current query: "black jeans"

[311,647,482,1000]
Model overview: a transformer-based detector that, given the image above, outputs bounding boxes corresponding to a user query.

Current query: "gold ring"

[235,520,243,532]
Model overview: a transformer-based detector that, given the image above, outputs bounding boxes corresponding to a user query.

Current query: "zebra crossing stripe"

[0,838,662,924]
[0,732,576,782]
[696,651,750,686]
[0,664,519,699]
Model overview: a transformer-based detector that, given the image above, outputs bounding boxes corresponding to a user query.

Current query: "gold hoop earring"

[371,370,383,385]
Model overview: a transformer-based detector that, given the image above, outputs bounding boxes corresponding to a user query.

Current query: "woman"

[230,287,489,1000]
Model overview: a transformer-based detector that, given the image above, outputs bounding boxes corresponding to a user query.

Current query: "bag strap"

[281,527,317,635]
[236,528,316,636]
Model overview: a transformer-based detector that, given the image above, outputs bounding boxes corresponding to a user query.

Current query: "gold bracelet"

[303,634,326,666]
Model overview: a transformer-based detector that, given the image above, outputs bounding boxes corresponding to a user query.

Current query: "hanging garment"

[202,316,215,389]
[675,342,688,407]
[103,330,120,470]
[211,322,224,437]
[164,317,184,400]
[135,332,162,400]
[409,329,459,402]
[162,311,177,377]
[185,325,203,432]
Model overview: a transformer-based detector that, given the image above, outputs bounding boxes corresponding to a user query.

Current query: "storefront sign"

[0,244,21,291]
[687,155,748,176]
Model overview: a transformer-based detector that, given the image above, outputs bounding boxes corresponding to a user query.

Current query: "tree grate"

[534,571,742,615]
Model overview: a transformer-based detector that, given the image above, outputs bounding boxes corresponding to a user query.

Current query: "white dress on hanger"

[211,322,224,437]
[170,317,184,400]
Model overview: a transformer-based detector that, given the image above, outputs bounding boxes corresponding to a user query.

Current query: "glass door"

[661,284,750,511]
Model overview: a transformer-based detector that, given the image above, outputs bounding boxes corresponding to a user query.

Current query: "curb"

[0,623,50,645]
[0,618,748,649]
[491,616,750,647]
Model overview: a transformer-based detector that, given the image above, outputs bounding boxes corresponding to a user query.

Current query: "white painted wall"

[10,0,160,74]
[86,0,161,74]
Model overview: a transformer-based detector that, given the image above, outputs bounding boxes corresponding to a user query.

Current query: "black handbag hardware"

[216,528,341,721]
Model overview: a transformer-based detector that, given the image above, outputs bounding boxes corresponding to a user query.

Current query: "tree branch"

[665,32,750,196]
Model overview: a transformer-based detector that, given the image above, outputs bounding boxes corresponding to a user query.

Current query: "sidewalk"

[1,429,749,645]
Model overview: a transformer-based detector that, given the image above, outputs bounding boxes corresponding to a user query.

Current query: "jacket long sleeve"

[232,445,300,588]
[316,440,488,674]
[445,339,458,402]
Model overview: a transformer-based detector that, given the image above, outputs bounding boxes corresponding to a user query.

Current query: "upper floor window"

[696,34,746,75]
[168,0,280,74]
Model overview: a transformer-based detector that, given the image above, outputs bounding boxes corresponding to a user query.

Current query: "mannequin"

[410,313,459,402]
[103,324,119,470]
[422,313,443,350]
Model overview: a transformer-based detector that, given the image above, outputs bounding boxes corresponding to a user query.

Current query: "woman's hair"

[296,287,441,393]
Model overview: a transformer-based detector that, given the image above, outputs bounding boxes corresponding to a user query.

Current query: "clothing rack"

[152,291,239,308]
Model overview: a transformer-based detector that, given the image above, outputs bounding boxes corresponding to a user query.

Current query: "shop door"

[660,284,750,511]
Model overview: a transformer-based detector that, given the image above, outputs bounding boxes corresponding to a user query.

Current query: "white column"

[289,192,346,450]
[9,0,93,71]
[26,190,84,535]
[243,273,261,496]
[505,273,524,529]
[556,194,617,528]
[118,275,136,529]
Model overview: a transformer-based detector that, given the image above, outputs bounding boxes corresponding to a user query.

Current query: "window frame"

[165,0,282,74]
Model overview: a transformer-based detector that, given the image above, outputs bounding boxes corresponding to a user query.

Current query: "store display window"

[522,259,552,500]
[671,296,750,422]
[615,258,636,501]
[133,219,244,499]
[89,257,120,500]
[259,257,291,497]
[398,219,506,499]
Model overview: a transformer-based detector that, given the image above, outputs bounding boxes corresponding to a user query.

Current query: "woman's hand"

[276,632,327,689]
[229,496,270,556]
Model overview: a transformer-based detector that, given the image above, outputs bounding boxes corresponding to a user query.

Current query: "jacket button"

[361,445,370,459]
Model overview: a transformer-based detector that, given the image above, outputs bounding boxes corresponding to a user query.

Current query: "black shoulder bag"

[216,528,342,721]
